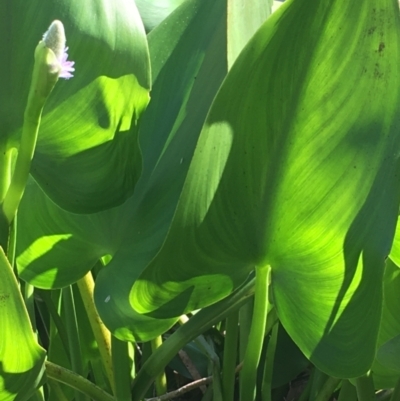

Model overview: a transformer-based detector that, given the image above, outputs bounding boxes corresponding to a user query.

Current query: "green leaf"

[1,0,150,213]
[131,0,400,377]
[372,259,400,387]
[227,0,271,66]
[93,0,228,341]
[376,334,400,373]
[16,178,130,288]
[389,216,400,266]
[16,0,227,340]
[0,248,46,401]
[135,0,187,31]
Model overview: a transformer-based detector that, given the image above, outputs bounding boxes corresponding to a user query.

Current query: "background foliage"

[1,0,400,400]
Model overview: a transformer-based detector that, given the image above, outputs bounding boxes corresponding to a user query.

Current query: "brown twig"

[144,362,243,401]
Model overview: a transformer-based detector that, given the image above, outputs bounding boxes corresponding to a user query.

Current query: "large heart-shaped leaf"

[16,0,228,341]
[94,0,228,341]
[131,0,400,377]
[0,248,46,401]
[1,0,150,213]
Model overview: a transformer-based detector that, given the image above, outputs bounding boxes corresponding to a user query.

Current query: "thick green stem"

[0,143,12,202]
[314,376,341,401]
[38,289,70,362]
[63,286,88,401]
[45,361,114,401]
[310,369,329,400]
[151,336,168,396]
[47,379,69,401]
[338,380,357,401]
[112,336,132,401]
[131,276,256,401]
[390,377,400,401]
[261,322,278,401]
[77,271,115,394]
[0,145,12,251]
[222,311,239,401]
[239,265,271,401]
[2,42,59,224]
[355,372,377,401]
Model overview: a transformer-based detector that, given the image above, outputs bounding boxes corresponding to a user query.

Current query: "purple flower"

[42,20,75,79]
[59,47,75,79]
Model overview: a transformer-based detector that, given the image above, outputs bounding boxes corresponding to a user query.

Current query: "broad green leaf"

[270,325,308,388]
[389,216,400,266]
[0,248,46,401]
[131,0,400,377]
[135,0,187,31]
[227,0,271,66]
[16,178,132,288]
[94,0,228,341]
[372,259,400,387]
[1,0,150,213]
[16,0,227,341]
[376,335,400,373]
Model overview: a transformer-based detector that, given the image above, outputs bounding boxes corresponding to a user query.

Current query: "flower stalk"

[1,20,74,226]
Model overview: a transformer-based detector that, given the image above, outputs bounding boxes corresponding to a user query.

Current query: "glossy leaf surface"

[16,0,228,341]
[94,0,228,341]
[135,0,187,31]
[131,0,400,377]
[372,259,400,387]
[0,249,46,401]
[0,0,150,213]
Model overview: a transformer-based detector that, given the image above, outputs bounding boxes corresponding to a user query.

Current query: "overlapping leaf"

[371,259,400,387]
[130,0,400,377]
[0,249,46,401]
[135,0,187,31]
[94,0,228,341]
[0,0,150,213]
[17,0,228,341]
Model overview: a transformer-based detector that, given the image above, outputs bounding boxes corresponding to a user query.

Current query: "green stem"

[1,100,42,225]
[24,282,37,331]
[77,271,115,394]
[309,369,329,400]
[0,142,12,251]
[2,44,58,224]
[6,215,17,267]
[0,143,12,202]
[314,376,341,401]
[151,336,168,396]
[47,379,70,401]
[37,289,70,363]
[239,298,253,362]
[261,322,278,401]
[45,361,115,401]
[222,311,239,401]
[131,276,256,401]
[338,380,357,401]
[239,265,271,401]
[62,286,88,401]
[390,377,400,401]
[112,336,133,401]
[355,372,376,401]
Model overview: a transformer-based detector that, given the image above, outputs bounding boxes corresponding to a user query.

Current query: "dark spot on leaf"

[378,42,385,53]
[0,293,10,303]
[367,27,376,35]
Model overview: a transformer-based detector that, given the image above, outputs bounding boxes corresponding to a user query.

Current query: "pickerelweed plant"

[3,1,400,401]
[1,20,74,242]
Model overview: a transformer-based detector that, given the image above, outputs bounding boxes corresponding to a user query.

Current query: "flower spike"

[42,20,75,79]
